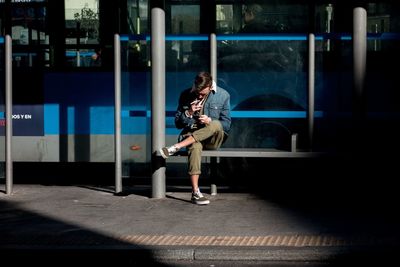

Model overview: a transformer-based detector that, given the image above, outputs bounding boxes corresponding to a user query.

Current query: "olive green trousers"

[187,120,225,175]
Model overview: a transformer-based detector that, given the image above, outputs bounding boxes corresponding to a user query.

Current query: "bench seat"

[172,148,325,158]
[158,147,327,196]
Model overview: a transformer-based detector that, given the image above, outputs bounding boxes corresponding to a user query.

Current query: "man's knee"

[189,142,203,151]
[208,120,223,132]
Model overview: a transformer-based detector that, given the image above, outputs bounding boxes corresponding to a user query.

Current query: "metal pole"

[210,33,217,81]
[307,33,315,150]
[5,35,13,195]
[151,7,166,198]
[114,34,122,194]
[209,33,217,195]
[76,51,80,67]
[353,7,367,120]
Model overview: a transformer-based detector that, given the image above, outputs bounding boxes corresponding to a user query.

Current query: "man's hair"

[193,71,213,92]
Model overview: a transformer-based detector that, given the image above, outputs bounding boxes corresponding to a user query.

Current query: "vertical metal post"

[151,7,166,198]
[210,33,217,81]
[76,51,81,67]
[307,33,315,150]
[210,33,218,195]
[114,34,122,194]
[5,35,13,195]
[291,133,298,152]
[353,7,367,119]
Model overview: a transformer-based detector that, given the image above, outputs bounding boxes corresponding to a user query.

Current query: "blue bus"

[1,0,399,181]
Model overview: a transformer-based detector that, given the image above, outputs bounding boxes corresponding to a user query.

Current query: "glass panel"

[315,3,334,52]
[118,0,400,171]
[165,38,208,178]
[259,2,309,33]
[367,2,395,51]
[216,4,234,34]
[217,2,310,34]
[65,0,99,45]
[65,0,101,68]
[127,0,148,35]
[170,5,200,34]
[166,39,208,71]
[218,38,309,150]
[12,49,49,67]
[313,38,353,151]
[11,2,48,45]
[9,0,50,67]
[120,37,151,178]
[65,48,99,67]
[365,2,400,153]
[120,36,209,178]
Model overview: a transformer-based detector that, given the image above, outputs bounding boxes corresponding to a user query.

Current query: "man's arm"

[218,95,231,133]
[175,89,196,130]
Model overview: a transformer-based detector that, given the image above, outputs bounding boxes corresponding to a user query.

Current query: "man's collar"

[210,80,217,93]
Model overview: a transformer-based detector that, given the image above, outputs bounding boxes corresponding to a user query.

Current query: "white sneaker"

[191,190,210,205]
[159,145,180,159]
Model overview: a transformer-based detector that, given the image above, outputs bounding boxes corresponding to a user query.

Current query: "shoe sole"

[159,147,169,159]
[192,199,210,205]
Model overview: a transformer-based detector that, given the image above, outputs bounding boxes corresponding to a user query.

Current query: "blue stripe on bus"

[231,111,324,118]
[119,33,400,42]
[166,34,209,41]
[217,34,309,41]
[120,34,209,41]
[65,51,94,57]
[44,104,59,134]
[9,105,400,135]
[41,105,326,135]
[125,110,324,119]
[0,110,325,122]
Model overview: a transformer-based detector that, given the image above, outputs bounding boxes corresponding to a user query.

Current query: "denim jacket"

[174,86,231,135]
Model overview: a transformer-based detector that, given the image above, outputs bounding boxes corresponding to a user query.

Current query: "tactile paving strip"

[116,235,377,247]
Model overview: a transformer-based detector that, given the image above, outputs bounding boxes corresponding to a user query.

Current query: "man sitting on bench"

[159,71,231,205]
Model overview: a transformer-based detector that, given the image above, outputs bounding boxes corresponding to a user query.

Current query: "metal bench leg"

[291,133,298,152]
[210,157,218,195]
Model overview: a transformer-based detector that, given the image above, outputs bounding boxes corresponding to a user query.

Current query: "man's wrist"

[185,110,193,118]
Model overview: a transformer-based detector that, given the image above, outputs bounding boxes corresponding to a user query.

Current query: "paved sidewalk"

[1,184,399,265]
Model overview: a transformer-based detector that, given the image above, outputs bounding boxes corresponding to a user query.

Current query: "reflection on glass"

[170,5,199,34]
[217,36,308,149]
[217,2,310,34]
[65,0,99,45]
[127,0,148,34]
[216,5,233,34]
[11,4,48,45]
[7,0,49,67]
[65,49,100,67]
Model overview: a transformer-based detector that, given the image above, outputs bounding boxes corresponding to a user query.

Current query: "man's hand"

[198,115,211,125]
[189,99,202,116]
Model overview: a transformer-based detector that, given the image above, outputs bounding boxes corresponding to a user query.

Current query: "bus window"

[127,0,148,35]
[7,0,50,67]
[65,0,99,67]
[216,4,234,34]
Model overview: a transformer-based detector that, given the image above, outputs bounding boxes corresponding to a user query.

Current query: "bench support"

[161,133,326,196]
[210,157,218,195]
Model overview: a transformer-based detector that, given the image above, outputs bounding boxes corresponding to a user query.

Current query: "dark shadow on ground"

[0,199,171,266]
[5,133,400,266]
[166,193,193,204]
